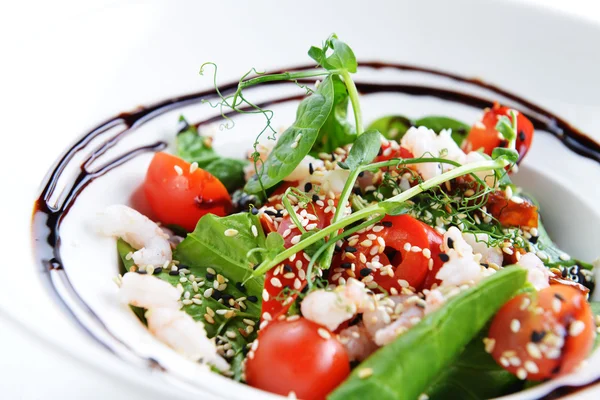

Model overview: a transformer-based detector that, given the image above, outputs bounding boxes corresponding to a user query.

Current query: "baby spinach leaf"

[367,115,470,146]
[174,212,266,305]
[308,35,357,73]
[341,130,381,171]
[367,115,412,141]
[425,328,521,399]
[244,75,335,194]
[330,266,527,400]
[176,117,247,192]
[415,116,470,146]
[312,75,356,154]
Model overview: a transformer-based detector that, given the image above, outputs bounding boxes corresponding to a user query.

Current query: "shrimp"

[373,304,424,346]
[300,278,373,331]
[462,232,504,267]
[517,252,550,290]
[146,307,229,371]
[97,204,172,266]
[435,227,487,287]
[119,272,181,310]
[338,324,378,362]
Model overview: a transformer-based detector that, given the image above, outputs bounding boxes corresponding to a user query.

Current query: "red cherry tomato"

[260,199,335,320]
[143,152,231,231]
[375,140,414,163]
[488,285,595,380]
[486,191,538,228]
[246,318,350,400]
[463,103,534,162]
[330,215,443,292]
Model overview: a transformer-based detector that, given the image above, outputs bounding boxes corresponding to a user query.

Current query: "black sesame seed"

[331,152,336,161]
[519,130,526,141]
[312,194,319,202]
[137,269,147,275]
[480,263,489,269]
[304,182,313,192]
[222,294,234,302]
[309,163,314,175]
[360,268,373,277]
[251,207,259,215]
[353,187,362,195]
[377,148,383,156]
[561,267,568,278]
[334,245,342,253]
[529,235,539,244]
[341,262,352,269]
[153,267,163,275]
[531,330,546,343]
[358,171,365,178]
[247,295,258,303]
[211,290,223,300]
[345,246,357,253]
[206,272,215,280]
[283,264,293,273]
[264,210,277,216]
[415,302,425,309]
[447,237,454,249]
[551,365,561,375]
[499,139,508,148]
[169,270,179,276]
[439,253,450,262]
[178,264,189,271]
[235,282,247,293]
[382,221,393,228]
[554,293,565,302]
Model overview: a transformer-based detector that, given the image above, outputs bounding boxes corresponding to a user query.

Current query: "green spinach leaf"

[312,75,356,154]
[308,35,357,73]
[176,117,247,192]
[367,115,412,141]
[426,328,521,399]
[244,75,335,194]
[329,267,527,400]
[339,130,381,171]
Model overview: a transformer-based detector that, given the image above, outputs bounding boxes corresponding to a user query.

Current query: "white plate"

[4,0,600,399]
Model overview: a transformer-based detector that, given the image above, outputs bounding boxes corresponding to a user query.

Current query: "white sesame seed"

[552,298,562,313]
[224,228,239,237]
[411,246,422,253]
[559,253,571,261]
[182,299,193,305]
[295,260,303,270]
[361,239,373,247]
[262,289,270,301]
[189,162,199,174]
[251,225,258,237]
[293,278,302,290]
[270,277,282,288]
[516,368,527,380]
[526,342,542,359]
[520,297,531,310]
[510,319,521,333]
[358,368,373,379]
[499,357,509,367]
[298,269,306,280]
[483,337,496,353]
[290,142,298,149]
[192,298,202,305]
[174,165,183,176]
[422,248,431,258]
[524,360,539,374]
[306,223,318,230]
[291,235,301,245]
[569,320,585,337]
[372,225,384,233]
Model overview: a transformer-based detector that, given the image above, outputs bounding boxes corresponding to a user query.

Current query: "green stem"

[232,69,332,108]
[252,157,508,276]
[340,70,363,135]
[282,188,307,234]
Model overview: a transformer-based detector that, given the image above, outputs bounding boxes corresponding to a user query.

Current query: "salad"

[98,35,599,400]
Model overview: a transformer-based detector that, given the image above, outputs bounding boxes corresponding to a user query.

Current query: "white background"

[1,0,600,399]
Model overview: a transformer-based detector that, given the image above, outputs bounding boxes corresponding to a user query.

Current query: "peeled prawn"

[119,272,181,310]
[97,204,172,266]
[146,307,229,371]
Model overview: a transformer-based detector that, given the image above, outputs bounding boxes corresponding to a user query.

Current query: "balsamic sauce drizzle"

[31,62,600,393]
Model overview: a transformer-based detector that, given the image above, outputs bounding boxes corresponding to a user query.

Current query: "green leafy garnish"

[338,130,381,170]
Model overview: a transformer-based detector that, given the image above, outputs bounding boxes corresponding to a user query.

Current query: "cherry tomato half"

[246,318,350,400]
[144,152,231,231]
[260,199,334,320]
[330,215,443,292]
[488,285,595,380]
[463,103,534,162]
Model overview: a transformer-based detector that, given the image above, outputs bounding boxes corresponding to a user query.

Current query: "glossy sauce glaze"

[32,62,600,394]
